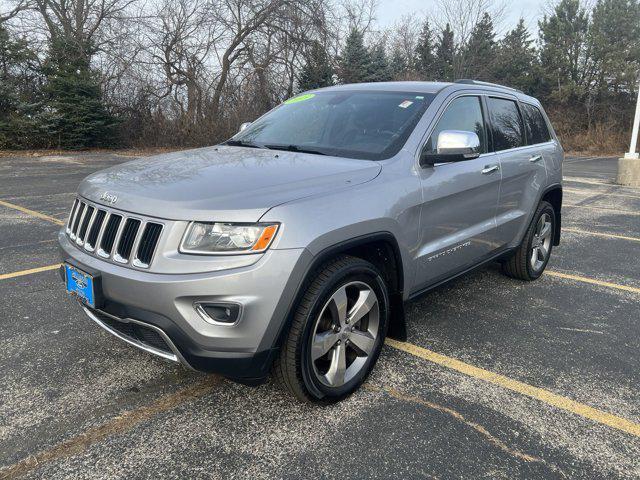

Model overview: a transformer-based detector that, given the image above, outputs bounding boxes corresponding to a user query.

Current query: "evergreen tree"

[538,0,590,101]
[588,0,640,96]
[298,41,334,92]
[338,29,370,84]
[463,12,496,80]
[414,20,436,79]
[389,48,408,80]
[0,24,44,148]
[42,38,116,149]
[435,24,455,81]
[366,43,391,82]
[494,19,537,93]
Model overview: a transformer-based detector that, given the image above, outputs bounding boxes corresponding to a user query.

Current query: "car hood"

[78,146,381,222]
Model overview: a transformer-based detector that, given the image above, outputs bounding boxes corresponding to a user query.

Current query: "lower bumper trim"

[82,306,192,368]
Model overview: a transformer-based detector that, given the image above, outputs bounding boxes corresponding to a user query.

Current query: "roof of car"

[315,81,540,105]
[318,81,452,94]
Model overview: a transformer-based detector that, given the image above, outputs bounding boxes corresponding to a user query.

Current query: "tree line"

[1,0,639,152]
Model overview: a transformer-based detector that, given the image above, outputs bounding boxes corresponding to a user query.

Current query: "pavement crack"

[367,384,567,478]
[0,376,219,479]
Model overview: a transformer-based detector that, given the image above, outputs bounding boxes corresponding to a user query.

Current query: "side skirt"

[408,246,516,302]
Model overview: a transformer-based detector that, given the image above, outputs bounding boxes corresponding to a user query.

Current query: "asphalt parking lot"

[1,152,639,479]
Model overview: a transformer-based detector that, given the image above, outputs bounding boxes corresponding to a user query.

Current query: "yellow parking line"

[0,199,65,225]
[564,204,640,216]
[563,228,640,243]
[546,270,640,294]
[385,338,640,437]
[564,187,640,200]
[0,264,61,281]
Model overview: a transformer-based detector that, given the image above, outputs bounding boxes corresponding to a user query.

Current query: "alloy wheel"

[530,212,552,271]
[310,281,380,388]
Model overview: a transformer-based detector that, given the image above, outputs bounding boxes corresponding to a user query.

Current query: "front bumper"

[59,230,309,382]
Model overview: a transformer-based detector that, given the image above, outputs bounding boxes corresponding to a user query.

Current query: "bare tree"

[341,0,377,34]
[34,0,138,58]
[0,0,30,23]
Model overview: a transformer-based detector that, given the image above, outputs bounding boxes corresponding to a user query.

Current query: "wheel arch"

[273,232,407,355]
[541,185,562,246]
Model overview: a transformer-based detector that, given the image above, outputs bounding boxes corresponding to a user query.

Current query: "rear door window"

[487,97,525,151]
[522,103,552,145]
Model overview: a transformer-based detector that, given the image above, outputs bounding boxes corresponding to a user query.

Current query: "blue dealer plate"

[64,264,95,308]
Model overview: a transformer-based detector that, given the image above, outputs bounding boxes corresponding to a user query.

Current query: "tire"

[502,200,555,281]
[274,255,389,403]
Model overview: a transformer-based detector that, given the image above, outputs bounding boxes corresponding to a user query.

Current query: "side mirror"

[421,130,481,166]
[238,122,252,133]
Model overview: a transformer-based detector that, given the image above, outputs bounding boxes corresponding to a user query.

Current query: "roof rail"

[454,79,524,94]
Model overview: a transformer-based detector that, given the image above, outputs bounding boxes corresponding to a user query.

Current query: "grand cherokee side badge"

[100,192,118,205]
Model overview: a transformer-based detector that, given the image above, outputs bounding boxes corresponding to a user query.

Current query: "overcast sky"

[377,0,549,36]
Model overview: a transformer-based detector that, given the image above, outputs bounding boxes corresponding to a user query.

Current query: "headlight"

[180,222,279,254]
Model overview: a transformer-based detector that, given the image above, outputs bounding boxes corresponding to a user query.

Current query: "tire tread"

[274,255,381,402]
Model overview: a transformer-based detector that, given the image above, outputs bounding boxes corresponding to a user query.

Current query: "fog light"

[195,303,241,325]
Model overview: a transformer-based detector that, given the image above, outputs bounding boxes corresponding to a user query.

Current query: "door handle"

[529,155,543,163]
[481,165,499,174]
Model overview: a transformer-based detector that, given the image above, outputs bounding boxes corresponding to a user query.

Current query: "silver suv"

[59,80,563,402]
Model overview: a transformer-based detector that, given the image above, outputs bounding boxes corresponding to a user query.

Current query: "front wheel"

[274,255,389,403]
[502,200,555,281]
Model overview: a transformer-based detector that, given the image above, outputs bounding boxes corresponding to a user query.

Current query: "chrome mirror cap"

[437,130,481,158]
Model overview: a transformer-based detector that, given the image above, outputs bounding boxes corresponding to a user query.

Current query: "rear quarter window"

[522,103,552,145]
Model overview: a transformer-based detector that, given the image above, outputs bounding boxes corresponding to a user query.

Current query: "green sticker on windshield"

[284,93,315,104]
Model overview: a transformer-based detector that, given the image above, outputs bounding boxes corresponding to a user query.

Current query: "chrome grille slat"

[77,206,95,245]
[129,221,147,266]
[95,212,112,257]
[66,199,79,232]
[70,202,85,239]
[114,218,141,264]
[99,213,122,257]
[110,217,128,262]
[134,223,163,268]
[65,197,164,269]
[85,209,106,252]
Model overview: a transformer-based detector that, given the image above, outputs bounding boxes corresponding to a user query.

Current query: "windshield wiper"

[222,139,264,149]
[263,144,327,156]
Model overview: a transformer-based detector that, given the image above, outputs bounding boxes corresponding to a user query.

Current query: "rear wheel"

[502,200,555,281]
[274,255,389,403]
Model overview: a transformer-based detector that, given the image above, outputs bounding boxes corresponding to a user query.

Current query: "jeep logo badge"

[100,192,118,205]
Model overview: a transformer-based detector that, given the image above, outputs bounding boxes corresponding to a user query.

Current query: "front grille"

[115,218,141,262]
[85,209,106,250]
[77,206,94,242]
[100,214,122,255]
[89,309,172,355]
[65,197,163,269]
[136,223,163,266]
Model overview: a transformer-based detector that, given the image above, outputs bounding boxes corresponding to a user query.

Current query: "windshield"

[231,91,435,160]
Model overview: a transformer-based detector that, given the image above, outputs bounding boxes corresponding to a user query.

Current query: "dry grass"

[0,146,183,158]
